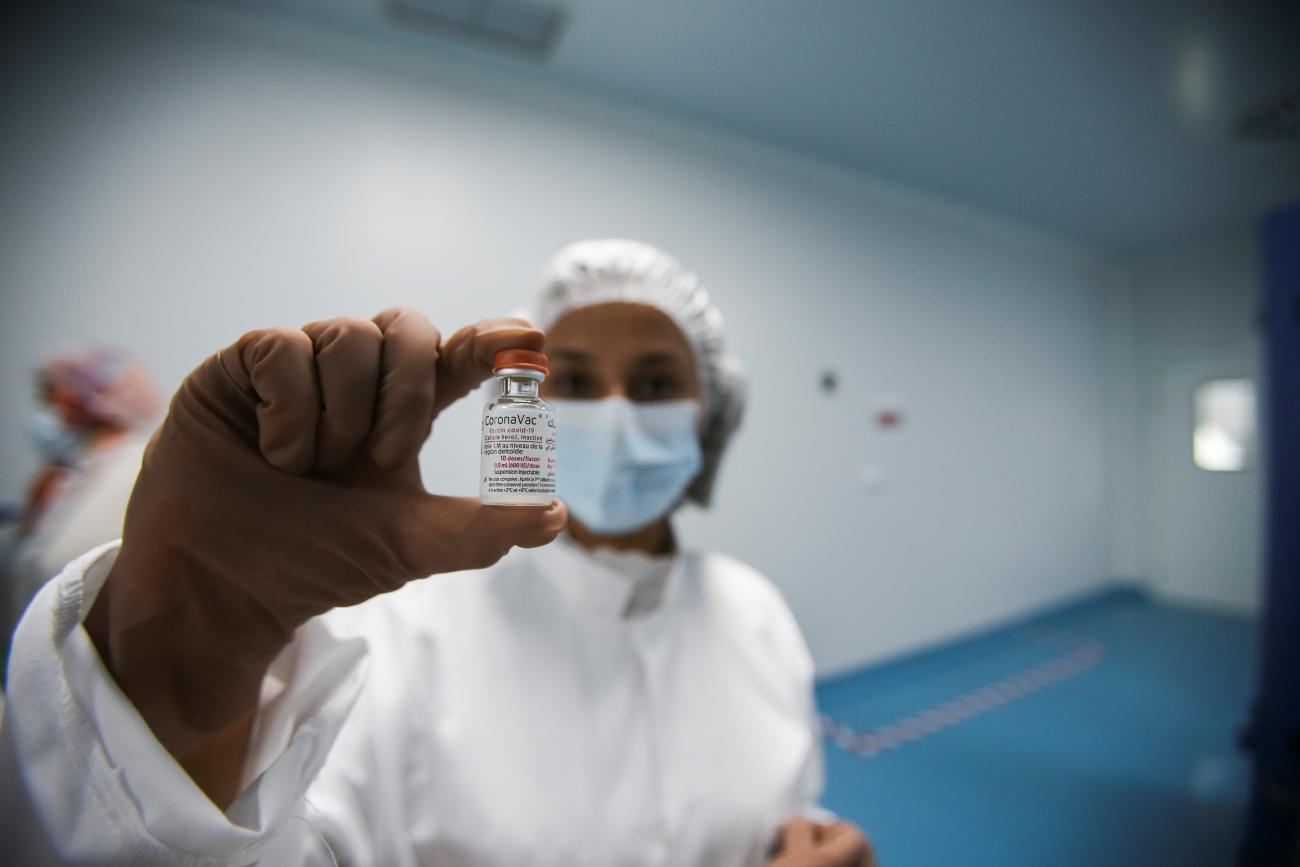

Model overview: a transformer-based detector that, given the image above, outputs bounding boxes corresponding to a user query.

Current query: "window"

[1192,378,1256,472]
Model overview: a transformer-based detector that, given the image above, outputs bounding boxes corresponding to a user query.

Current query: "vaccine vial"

[480,349,556,506]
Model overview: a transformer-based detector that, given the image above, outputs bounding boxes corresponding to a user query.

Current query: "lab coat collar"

[534,532,683,622]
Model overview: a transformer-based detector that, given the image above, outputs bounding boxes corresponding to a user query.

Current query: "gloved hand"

[767,818,878,867]
[84,308,567,805]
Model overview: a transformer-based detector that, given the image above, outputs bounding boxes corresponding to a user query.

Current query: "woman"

[2,241,874,866]
[3,349,159,649]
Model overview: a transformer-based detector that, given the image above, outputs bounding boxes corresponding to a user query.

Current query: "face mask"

[552,397,703,535]
[28,408,85,465]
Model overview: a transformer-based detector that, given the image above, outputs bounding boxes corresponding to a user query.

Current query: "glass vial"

[480,349,556,506]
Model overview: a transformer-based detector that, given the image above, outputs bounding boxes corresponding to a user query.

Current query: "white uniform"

[4,434,147,637]
[20,435,149,586]
[1,534,823,866]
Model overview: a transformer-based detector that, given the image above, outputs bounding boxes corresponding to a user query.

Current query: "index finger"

[432,317,546,417]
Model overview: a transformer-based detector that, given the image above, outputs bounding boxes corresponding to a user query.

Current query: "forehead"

[546,302,694,362]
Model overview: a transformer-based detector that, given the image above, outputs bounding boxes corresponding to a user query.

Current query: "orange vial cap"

[492,349,549,374]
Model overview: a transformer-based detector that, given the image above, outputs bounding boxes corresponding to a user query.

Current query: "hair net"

[534,239,746,507]
[37,347,162,433]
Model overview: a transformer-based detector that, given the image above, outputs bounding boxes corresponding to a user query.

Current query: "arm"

[4,309,567,864]
[754,570,875,865]
[2,542,369,867]
[81,310,566,806]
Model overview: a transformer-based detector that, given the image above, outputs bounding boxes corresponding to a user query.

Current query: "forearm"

[6,544,372,864]
[83,542,289,807]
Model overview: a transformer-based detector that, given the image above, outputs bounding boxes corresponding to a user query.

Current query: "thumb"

[390,494,568,578]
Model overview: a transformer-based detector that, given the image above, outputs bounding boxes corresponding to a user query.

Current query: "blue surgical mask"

[553,397,703,534]
[28,408,85,465]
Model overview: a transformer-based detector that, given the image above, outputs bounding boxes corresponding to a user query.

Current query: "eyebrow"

[549,349,688,366]
[550,349,595,361]
[632,351,689,367]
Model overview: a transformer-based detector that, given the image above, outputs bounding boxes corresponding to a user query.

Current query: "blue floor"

[815,588,1257,867]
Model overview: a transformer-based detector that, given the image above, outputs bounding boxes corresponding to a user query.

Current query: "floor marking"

[821,629,1106,758]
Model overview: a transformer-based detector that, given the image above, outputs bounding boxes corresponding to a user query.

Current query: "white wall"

[1130,232,1262,614]
[0,2,1121,674]
[1103,269,1144,583]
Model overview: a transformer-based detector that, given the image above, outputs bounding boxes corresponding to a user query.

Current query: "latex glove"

[767,818,878,867]
[85,309,567,802]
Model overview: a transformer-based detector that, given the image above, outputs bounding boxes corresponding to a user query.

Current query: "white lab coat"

[21,434,149,586]
[4,433,146,637]
[1,534,823,866]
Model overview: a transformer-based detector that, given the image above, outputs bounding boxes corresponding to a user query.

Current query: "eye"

[629,374,686,402]
[549,371,600,398]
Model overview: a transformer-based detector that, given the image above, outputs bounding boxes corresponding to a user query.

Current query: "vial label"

[480,407,556,502]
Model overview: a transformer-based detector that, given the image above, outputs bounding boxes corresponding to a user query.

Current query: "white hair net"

[534,239,746,507]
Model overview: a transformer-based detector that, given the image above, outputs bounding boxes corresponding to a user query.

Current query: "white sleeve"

[784,614,834,823]
[748,567,834,823]
[0,542,370,866]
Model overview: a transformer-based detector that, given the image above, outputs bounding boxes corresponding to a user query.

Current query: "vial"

[479,349,557,506]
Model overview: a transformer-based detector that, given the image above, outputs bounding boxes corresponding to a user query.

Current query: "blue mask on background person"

[28,408,85,465]
[552,397,703,534]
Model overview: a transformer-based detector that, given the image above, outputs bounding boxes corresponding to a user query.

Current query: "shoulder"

[688,550,793,621]
[684,550,813,675]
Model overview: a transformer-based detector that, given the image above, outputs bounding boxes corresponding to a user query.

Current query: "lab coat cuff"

[6,542,370,866]
[799,805,840,823]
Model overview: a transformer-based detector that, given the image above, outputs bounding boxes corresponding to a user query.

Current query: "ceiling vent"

[1236,89,1300,141]
[385,0,566,60]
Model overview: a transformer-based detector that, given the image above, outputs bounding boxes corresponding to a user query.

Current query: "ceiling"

[172,0,1300,252]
